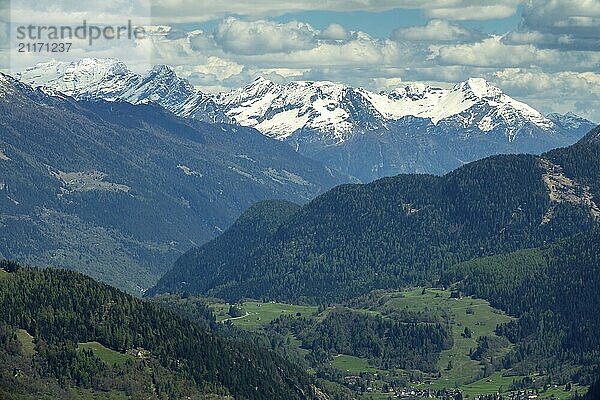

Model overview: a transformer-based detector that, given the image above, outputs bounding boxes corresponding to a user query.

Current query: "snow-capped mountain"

[214,77,387,141]
[364,78,553,135]
[221,76,557,142]
[17,58,229,123]
[18,58,595,181]
[215,76,593,180]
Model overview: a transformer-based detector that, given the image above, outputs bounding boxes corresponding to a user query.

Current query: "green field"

[331,354,379,373]
[78,342,133,366]
[383,288,513,388]
[0,269,9,280]
[207,290,589,399]
[210,300,318,330]
[454,371,530,397]
[16,329,35,357]
[460,372,587,400]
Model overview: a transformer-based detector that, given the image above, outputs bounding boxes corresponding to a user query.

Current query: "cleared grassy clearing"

[78,342,133,366]
[16,329,35,357]
[331,354,379,374]
[210,300,318,330]
[0,269,9,280]
[385,288,513,388]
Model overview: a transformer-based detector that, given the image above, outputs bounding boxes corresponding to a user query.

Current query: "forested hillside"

[151,126,600,303]
[0,261,322,400]
[443,228,600,383]
[268,308,453,372]
[148,200,300,297]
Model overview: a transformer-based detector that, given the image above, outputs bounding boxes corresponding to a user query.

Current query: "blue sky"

[275,8,524,37]
[179,7,524,44]
[3,1,599,121]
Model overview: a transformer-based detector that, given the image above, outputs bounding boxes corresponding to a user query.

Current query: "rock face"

[19,58,595,182]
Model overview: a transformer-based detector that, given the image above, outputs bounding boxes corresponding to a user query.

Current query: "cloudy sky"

[3,0,599,121]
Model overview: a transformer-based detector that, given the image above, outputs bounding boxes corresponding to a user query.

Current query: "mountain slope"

[150,125,600,303]
[580,124,600,144]
[0,73,347,293]
[442,228,600,382]
[19,59,594,182]
[147,200,300,297]
[0,260,321,400]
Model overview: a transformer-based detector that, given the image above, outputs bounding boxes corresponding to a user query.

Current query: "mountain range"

[2,57,599,399]
[0,73,345,293]
[18,58,595,182]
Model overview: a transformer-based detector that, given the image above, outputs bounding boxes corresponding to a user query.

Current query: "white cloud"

[243,35,404,67]
[492,68,600,121]
[426,4,520,21]
[437,37,554,67]
[148,1,523,23]
[436,36,600,70]
[9,0,152,24]
[319,24,349,40]
[392,19,485,42]
[185,56,244,81]
[506,0,600,51]
[214,18,317,55]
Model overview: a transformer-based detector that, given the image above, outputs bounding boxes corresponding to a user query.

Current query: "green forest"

[0,261,320,400]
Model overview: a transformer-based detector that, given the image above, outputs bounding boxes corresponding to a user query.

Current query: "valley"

[203,288,586,399]
[1,53,598,400]
[0,73,346,294]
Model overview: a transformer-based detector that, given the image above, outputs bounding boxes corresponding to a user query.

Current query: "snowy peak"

[462,77,501,99]
[0,73,18,99]
[362,77,554,133]
[547,112,593,131]
[18,58,131,99]
[215,78,386,141]
[147,64,177,77]
[17,58,226,123]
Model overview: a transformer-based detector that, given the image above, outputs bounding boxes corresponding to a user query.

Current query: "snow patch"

[263,168,310,186]
[256,108,310,139]
[228,166,255,180]
[236,154,256,162]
